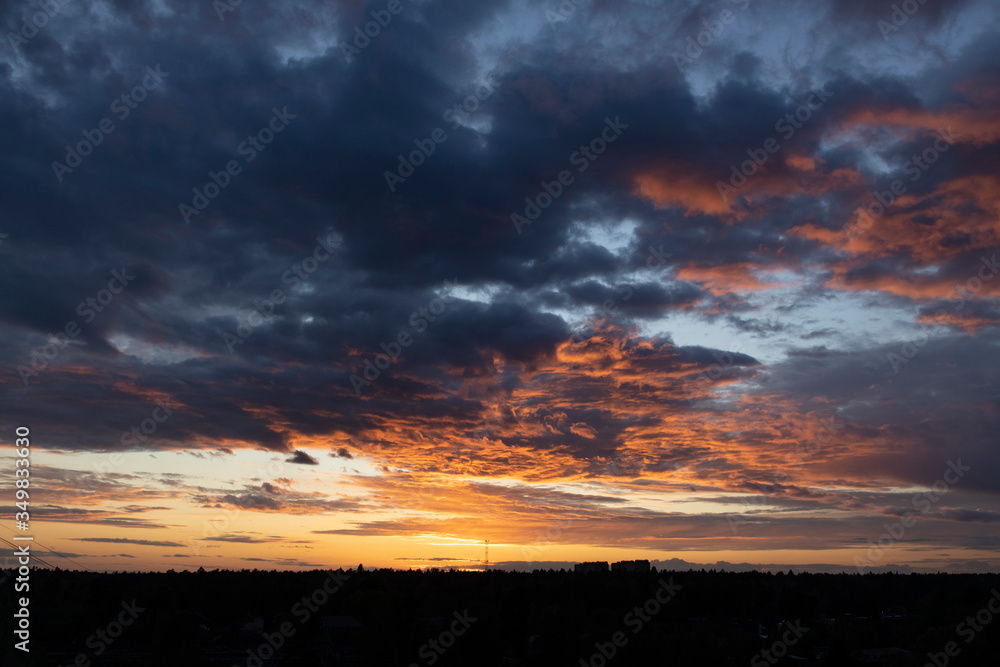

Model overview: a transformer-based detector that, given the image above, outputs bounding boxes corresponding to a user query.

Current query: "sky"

[1,0,999,574]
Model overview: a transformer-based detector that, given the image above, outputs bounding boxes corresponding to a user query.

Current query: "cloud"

[285,450,320,465]
[201,534,283,543]
[74,538,184,547]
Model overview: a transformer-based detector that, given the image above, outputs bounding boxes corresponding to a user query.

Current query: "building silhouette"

[611,560,650,574]
[573,561,610,573]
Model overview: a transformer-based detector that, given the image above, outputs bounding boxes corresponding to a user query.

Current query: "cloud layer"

[1,0,998,572]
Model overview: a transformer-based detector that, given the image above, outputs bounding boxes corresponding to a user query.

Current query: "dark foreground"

[2,568,999,666]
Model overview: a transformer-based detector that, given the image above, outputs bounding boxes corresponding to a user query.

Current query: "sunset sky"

[1,0,999,574]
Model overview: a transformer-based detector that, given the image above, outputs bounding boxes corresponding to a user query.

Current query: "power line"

[0,523,94,571]
[0,535,58,570]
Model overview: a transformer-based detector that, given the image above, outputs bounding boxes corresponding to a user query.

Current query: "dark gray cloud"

[75,537,184,547]
[285,450,320,465]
